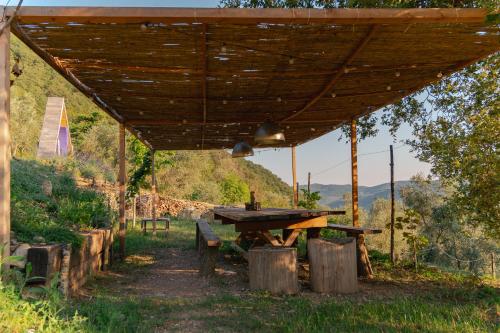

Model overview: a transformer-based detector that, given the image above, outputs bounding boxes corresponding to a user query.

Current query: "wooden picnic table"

[214,208,346,252]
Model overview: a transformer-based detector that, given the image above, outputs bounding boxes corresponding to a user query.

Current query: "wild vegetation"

[11,159,113,246]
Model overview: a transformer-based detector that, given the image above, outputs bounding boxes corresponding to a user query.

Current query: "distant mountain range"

[300,181,412,209]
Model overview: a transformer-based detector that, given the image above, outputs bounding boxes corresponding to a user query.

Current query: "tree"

[219,174,251,205]
[126,137,175,198]
[221,0,499,239]
[297,189,321,209]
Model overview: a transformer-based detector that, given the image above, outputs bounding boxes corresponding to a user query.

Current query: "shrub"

[219,174,250,205]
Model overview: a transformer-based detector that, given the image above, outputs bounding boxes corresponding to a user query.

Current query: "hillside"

[9,35,292,207]
[301,181,411,209]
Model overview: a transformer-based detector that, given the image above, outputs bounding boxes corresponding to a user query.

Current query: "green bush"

[11,159,112,247]
[219,174,250,205]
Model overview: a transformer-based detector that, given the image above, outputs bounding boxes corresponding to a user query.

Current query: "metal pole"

[390,144,395,264]
[118,124,126,260]
[0,26,10,268]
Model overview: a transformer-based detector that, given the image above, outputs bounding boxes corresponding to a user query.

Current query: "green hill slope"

[9,36,292,208]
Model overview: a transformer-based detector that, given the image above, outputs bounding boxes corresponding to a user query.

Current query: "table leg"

[257,230,282,247]
[283,229,301,247]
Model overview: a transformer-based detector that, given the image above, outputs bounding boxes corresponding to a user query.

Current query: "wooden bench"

[141,217,170,234]
[195,220,221,277]
[326,223,382,278]
[326,223,382,235]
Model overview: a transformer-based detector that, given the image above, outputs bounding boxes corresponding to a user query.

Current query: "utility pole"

[390,145,395,264]
[307,172,311,193]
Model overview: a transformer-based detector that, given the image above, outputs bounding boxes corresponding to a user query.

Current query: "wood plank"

[283,229,302,247]
[235,216,327,232]
[214,208,340,223]
[0,26,10,266]
[327,223,382,235]
[258,230,282,247]
[197,220,221,247]
[5,7,489,24]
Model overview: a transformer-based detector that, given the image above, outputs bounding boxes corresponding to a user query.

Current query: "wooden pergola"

[0,7,498,267]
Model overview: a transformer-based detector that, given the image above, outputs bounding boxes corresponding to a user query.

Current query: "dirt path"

[92,248,249,299]
[89,245,425,303]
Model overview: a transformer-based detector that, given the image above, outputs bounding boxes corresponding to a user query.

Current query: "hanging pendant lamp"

[231,141,254,158]
[254,121,285,145]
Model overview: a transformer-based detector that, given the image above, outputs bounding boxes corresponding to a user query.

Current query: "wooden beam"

[201,24,208,150]
[118,124,126,259]
[282,25,379,122]
[292,146,298,208]
[0,26,10,267]
[350,119,359,227]
[127,119,343,126]
[6,7,489,24]
[151,150,157,236]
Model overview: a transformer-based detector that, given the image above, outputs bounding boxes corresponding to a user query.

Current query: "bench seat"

[326,223,382,235]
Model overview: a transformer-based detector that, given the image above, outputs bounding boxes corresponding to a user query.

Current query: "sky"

[6,0,432,186]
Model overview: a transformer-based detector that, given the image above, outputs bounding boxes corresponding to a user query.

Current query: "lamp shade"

[254,121,285,145]
[231,141,254,158]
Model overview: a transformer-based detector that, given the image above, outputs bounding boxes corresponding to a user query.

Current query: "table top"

[214,207,345,223]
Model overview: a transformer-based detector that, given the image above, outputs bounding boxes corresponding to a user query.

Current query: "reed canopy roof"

[8,7,499,150]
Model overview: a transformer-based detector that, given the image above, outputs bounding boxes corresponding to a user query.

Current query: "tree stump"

[248,247,298,295]
[308,238,358,294]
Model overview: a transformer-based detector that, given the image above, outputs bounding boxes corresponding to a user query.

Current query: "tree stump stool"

[308,237,358,294]
[248,247,298,295]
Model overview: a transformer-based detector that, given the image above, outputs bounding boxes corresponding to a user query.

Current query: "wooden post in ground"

[0,26,10,267]
[151,150,157,237]
[132,195,137,229]
[350,119,373,278]
[118,124,126,260]
[491,253,496,280]
[307,172,311,193]
[291,146,297,208]
[390,144,395,264]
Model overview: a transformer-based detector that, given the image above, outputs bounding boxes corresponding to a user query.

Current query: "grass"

[2,217,498,332]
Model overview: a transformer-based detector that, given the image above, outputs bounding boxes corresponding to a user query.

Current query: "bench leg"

[348,232,373,278]
[200,246,218,277]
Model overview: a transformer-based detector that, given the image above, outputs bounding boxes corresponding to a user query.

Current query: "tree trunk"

[308,238,358,293]
[249,247,298,294]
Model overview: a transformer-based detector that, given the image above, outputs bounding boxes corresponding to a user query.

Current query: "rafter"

[281,25,379,123]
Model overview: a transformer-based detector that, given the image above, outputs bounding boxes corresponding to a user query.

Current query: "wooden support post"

[132,195,137,229]
[291,146,297,208]
[491,252,495,280]
[0,26,10,267]
[390,144,395,264]
[350,119,373,278]
[151,150,157,237]
[118,124,126,260]
[350,120,359,227]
